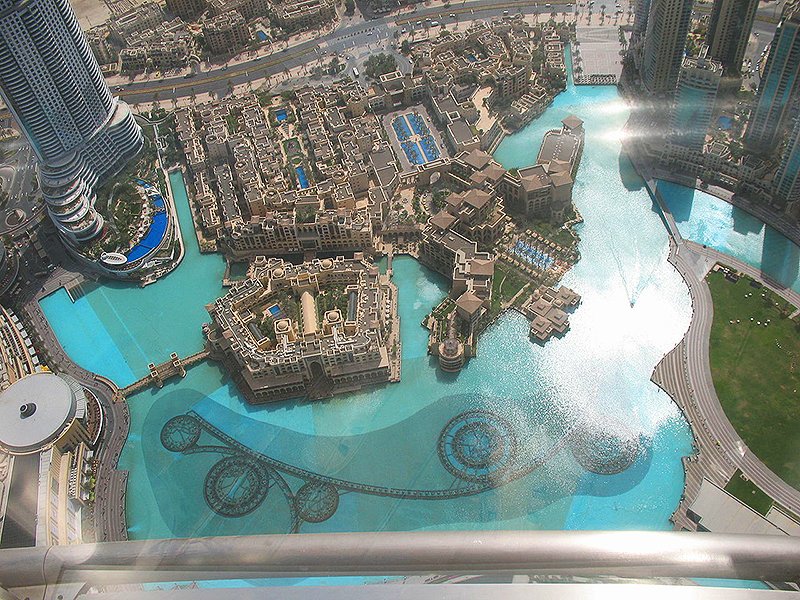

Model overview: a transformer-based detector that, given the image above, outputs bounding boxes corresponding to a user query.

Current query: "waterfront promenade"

[18,265,131,542]
[649,167,800,250]
[648,185,800,528]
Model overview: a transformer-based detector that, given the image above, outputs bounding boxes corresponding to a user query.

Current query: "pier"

[120,350,209,396]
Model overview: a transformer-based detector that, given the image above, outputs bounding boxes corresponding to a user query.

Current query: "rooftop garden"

[724,470,773,516]
[87,122,160,259]
[316,285,351,320]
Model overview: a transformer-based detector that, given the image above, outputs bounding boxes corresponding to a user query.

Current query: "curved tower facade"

[0,0,143,246]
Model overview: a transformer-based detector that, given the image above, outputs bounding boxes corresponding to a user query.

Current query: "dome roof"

[0,373,78,454]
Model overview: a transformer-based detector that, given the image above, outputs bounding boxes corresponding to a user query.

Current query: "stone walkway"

[650,225,800,530]
[17,264,131,542]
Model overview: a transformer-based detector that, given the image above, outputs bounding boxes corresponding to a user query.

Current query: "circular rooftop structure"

[0,373,78,454]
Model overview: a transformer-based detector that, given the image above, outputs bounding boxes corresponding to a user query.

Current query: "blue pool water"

[408,112,428,136]
[717,116,733,130]
[268,305,281,317]
[295,165,310,189]
[126,211,169,262]
[40,171,226,386]
[38,47,796,547]
[276,109,288,122]
[392,115,412,140]
[257,31,268,42]
[657,180,800,293]
[512,240,555,270]
[419,136,440,162]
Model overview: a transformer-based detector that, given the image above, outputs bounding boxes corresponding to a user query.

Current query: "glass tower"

[641,0,693,94]
[0,0,143,245]
[745,7,800,154]
[774,116,800,206]
[707,0,759,76]
[671,53,723,151]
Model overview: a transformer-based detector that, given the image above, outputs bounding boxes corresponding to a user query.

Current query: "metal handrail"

[0,531,799,588]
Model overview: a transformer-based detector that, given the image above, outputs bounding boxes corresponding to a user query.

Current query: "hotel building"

[641,0,693,94]
[0,0,143,246]
[745,7,800,153]
[707,0,759,76]
[670,53,723,152]
[206,255,398,404]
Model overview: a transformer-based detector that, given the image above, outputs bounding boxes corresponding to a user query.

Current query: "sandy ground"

[473,86,495,133]
[71,0,111,29]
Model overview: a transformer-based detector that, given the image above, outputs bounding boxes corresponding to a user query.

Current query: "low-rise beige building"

[206,255,398,404]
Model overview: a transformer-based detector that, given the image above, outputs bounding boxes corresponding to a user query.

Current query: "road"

[114,0,585,105]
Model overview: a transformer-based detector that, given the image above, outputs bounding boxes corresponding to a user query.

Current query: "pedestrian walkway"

[652,239,800,530]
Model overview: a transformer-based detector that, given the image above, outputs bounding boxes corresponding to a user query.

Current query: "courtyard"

[383,106,448,172]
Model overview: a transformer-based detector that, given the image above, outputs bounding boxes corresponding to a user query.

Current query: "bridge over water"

[121,350,209,397]
[645,179,684,244]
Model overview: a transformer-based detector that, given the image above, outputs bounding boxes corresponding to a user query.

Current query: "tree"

[364,53,397,79]
[344,0,355,15]
[401,40,412,54]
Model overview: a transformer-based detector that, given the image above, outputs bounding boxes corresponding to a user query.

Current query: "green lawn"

[490,262,529,316]
[707,270,800,489]
[724,470,773,515]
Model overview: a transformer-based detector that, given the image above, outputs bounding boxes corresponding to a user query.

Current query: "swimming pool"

[511,240,555,270]
[276,109,288,122]
[392,116,412,141]
[295,166,310,189]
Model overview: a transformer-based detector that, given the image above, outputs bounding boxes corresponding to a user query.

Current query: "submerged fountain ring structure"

[437,410,517,483]
[204,456,271,518]
[158,408,594,530]
[161,415,202,453]
[294,481,340,523]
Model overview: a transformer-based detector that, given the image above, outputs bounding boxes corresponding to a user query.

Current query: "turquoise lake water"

[35,57,798,543]
[657,180,800,293]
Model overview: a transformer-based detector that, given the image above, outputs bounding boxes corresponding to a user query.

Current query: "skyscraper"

[774,116,800,205]
[745,7,800,153]
[641,0,693,94]
[707,0,759,76]
[633,0,652,36]
[0,0,143,246]
[671,52,723,151]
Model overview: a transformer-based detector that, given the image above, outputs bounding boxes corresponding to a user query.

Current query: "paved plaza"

[573,26,626,84]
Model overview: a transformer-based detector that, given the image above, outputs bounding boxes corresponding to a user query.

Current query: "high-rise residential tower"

[0,0,143,246]
[641,0,693,94]
[774,117,800,205]
[633,0,652,36]
[671,52,723,151]
[745,7,800,153]
[707,0,759,76]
